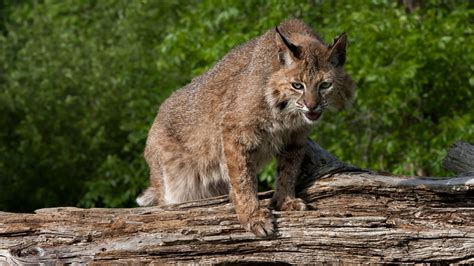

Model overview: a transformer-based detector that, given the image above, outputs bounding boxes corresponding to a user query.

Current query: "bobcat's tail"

[136,187,158,206]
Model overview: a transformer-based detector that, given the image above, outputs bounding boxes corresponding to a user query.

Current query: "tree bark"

[443,140,474,176]
[1,141,473,264]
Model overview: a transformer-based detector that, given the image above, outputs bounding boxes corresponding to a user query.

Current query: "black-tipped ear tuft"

[328,32,347,67]
[275,26,301,59]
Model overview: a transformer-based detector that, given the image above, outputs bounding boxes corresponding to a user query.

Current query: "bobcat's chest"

[254,120,294,170]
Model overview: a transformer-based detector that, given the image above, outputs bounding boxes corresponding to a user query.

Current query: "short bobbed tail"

[136,187,158,206]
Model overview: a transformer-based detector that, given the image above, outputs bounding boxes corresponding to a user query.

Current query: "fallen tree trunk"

[443,140,474,176]
[1,141,473,264]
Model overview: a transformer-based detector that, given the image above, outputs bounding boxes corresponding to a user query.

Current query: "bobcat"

[137,19,355,237]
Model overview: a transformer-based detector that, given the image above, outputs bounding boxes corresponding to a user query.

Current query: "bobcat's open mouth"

[305,111,322,121]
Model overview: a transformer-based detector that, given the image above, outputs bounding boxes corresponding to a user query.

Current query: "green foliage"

[312,1,474,177]
[0,0,472,211]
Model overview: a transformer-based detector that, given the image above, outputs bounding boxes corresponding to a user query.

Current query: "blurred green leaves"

[0,0,472,211]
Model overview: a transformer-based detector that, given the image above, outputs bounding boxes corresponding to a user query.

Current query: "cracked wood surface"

[443,140,474,176]
[0,141,473,264]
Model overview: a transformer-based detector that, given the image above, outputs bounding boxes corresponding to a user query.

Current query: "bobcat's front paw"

[275,197,307,211]
[244,208,275,237]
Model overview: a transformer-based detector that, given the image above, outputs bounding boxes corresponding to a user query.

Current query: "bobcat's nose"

[304,99,318,111]
[303,97,319,112]
[296,98,319,111]
[297,91,320,111]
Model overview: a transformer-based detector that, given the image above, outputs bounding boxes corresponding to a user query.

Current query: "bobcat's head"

[266,20,355,125]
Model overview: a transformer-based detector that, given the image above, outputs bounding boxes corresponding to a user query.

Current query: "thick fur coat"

[137,19,355,236]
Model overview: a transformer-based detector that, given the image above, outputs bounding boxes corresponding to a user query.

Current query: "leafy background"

[1,0,472,212]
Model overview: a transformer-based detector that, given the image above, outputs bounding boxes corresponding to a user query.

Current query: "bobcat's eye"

[319,82,332,90]
[291,82,304,90]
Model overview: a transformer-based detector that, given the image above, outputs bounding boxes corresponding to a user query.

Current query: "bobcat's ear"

[275,27,301,66]
[328,32,347,67]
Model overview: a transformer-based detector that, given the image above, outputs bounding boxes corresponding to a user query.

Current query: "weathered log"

[443,140,474,176]
[0,141,473,264]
